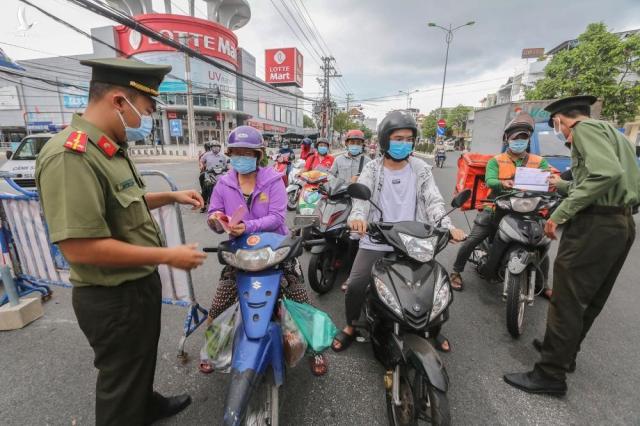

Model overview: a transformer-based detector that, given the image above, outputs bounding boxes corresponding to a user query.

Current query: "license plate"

[294,215,318,227]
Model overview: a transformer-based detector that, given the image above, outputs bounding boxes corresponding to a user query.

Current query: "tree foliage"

[359,124,373,140]
[526,22,640,125]
[332,111,359,134]
[303,114,316,128]
[420,105,473,138]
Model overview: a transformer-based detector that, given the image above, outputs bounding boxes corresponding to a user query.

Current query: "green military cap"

[79,57,172,99]
[544,95,597,126]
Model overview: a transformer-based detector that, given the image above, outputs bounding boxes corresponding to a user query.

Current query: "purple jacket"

[208,167,288,235]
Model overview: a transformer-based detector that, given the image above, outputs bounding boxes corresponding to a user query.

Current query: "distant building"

[363,117,377,133]
[348,107,365,124]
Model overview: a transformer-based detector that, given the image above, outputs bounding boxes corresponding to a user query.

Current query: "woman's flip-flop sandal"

[450,272,463,292]
[331,330,357,352]
[199,361,214,374]
[433,334,452,353]
[309,354,328,376]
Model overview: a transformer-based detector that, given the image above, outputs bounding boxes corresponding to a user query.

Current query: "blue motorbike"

[205,230,320,426]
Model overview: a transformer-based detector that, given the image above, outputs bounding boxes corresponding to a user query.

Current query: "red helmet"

[345,129,365,143]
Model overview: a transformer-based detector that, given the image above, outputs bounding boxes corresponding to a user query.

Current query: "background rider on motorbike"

[203,126,328,377]
[330,129,371,183]
[300,137,313,160]
[304,137,335,172]
[330,110,467,354]
[278,139,296,175]
[199,140,228,212]
[449,112,552,298]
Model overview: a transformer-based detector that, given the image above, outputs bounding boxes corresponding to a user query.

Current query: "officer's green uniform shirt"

[35,114,163,287]
[550,119,640,224]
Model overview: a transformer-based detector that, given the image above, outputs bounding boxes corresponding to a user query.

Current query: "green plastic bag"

[282,299,338,353]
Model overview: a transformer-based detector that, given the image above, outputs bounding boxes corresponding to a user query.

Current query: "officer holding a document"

[504,95,639,396]
[449,111,550,291]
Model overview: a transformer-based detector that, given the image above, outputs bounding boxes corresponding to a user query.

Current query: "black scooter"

[201,164,226,208]
[469,190,561,338]
[307,178,358,294]
[348,183,471,426]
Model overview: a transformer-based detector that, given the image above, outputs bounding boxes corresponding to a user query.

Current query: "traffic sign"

[169,119,183,137]
[437,119,446,128]
[437,127,446,136]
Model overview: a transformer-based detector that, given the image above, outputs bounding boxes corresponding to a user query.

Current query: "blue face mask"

[118,97,154,142]
[387,140,413,160]
[318,146,329,155]
[347,145,363,156]
[230,155,257,174]
[508,139,529,154]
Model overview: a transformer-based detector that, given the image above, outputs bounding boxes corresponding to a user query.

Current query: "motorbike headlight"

[374,277,403,318]
[429,271,451,322]
[222,247,290,271]
[398,233,437,263]
[510,197,541,213]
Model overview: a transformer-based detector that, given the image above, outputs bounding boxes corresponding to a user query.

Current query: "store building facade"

[0,13,307,147]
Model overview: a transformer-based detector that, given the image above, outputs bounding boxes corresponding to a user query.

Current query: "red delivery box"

[454,152,494,211]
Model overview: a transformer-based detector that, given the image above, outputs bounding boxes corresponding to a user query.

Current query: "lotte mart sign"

[265,48,303,88]
[115,14,239,67]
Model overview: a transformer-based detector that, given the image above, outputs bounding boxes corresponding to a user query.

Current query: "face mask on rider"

[508,139,529,154]
[347,144,363,156]
[317,146,329,155]
[212,147,221,154]
[230,155,257,174]
[116,97,154,142]
[387,140,413,160]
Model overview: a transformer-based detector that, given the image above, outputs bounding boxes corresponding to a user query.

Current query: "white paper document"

[514,167,550,192]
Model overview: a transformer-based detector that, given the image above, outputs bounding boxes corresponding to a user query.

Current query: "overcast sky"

[2,0,639,120]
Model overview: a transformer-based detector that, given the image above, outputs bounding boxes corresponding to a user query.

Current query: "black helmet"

[378,110,418,152]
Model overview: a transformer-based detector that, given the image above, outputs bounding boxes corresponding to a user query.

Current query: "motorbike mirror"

[347,183,371,201]
[451,189,472,208]
[6,151,12,160]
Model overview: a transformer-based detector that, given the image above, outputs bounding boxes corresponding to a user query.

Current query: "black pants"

[72,272,163,426]
[536,211,636,380]
[345,248,386,325]
[453,211,495,273]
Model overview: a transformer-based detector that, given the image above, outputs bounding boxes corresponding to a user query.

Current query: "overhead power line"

[20,0,319,105]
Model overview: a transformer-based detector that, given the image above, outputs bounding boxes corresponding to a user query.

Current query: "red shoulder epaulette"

[96,136,118,158]
[63,131,88,153]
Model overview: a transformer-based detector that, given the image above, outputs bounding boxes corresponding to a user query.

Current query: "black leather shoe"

[148,393,192,424]
[532,339,576,373]
[503,369,567,396]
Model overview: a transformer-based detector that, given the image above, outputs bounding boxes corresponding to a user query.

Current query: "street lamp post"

[399,89,419,110]
[428,21,475,136]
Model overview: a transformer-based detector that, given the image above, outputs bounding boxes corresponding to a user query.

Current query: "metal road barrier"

[0,171,207,361]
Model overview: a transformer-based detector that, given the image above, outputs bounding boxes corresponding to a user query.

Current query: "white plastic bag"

[200,302,240,373]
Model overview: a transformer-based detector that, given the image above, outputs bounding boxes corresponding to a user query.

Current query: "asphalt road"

[1,154,639,425]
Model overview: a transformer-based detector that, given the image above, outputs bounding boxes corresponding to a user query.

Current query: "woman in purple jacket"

[201,126,328,376]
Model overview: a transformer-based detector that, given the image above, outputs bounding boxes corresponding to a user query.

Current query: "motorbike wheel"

[308,252,337,294]
[386,365,451,426]
[243,370,279,426]
[506,270,528,338]
[287,190,298,211]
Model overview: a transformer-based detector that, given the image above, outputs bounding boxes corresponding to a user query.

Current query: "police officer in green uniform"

[504,95,640,395]
[35,58,207,425]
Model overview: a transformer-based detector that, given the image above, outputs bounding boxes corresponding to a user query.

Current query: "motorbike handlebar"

[302,239,325,248]
[203,247,218,253]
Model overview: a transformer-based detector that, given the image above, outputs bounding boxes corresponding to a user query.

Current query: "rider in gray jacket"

[330,129,371,183]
